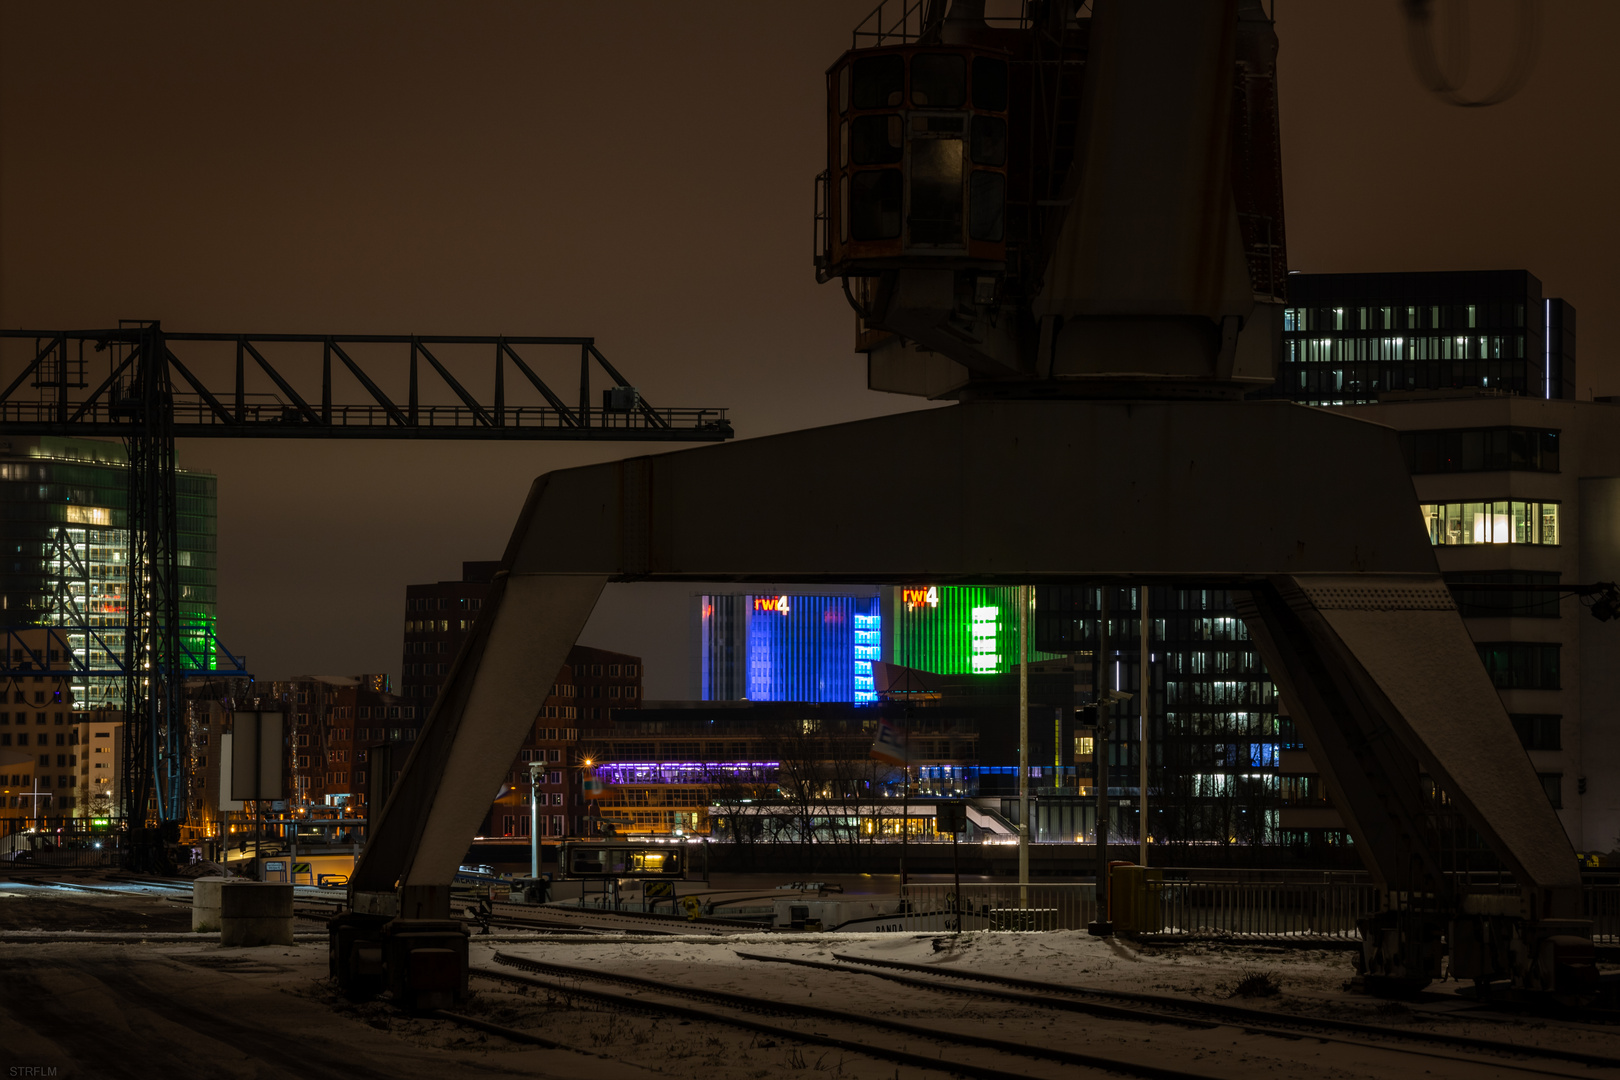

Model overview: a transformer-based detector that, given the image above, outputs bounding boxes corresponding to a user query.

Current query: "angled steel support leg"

[351,571,607,909]
[1237,575,1584,988]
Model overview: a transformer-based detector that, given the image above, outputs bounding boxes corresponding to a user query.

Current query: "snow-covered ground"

[5,874,1620,1080]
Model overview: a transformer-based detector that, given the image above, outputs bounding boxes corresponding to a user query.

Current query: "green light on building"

[892,586,1059,676]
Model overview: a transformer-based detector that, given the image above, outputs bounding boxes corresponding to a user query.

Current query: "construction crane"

[0,322,730,870]
[330,0,1592,1010]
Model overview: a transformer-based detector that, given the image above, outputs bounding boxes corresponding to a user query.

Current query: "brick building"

[287,674,413,815]
[482,645,643,838]
[397,563,644,838]
[0,628,79,827]
[400,561,499,709]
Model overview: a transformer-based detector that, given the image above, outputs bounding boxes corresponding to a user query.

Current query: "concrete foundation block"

[216,881,295,947]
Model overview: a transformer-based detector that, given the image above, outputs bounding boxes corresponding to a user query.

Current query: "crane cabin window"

[850,169,902,239]
[970,171,1005,241]
[852,54,903,108]
[971,115,1007,166]
[908,135,964,245]
[971,57,1008,110]
[911,53,966,108]
[851,114,903,164]
[826,46,1011,270]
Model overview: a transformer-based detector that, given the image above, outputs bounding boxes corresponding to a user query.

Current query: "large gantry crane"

[330,0,1594,1009]
[0,324,730,869]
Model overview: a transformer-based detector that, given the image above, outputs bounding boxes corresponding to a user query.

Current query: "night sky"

[3,2,1616,697]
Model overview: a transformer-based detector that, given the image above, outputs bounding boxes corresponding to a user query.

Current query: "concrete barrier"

[192,877,228,933]
[208,881,295,947]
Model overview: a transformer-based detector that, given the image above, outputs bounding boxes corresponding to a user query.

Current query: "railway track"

[476,951,1222,1080]
[812,951,1620,1072]
[473,952,1620,1080]
[471,949,1620,1080]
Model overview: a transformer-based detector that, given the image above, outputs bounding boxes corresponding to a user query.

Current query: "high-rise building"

[694,587,1068,703]
[697,592,883,702]
[1265,270,1577,405]
[399,561,500,707]
[0,435,219,712]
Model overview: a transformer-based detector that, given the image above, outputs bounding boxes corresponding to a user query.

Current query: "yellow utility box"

[1108,864,1163,935]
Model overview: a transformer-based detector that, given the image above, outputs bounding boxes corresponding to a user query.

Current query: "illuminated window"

[970,606,1000,672]
[1420,501,1559,545]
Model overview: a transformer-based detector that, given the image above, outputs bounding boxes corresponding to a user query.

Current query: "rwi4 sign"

[753,595,791,613]
[902,586,940,609]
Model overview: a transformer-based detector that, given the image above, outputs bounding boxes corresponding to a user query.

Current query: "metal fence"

[1138,878,1378,940]
[900,878,1620,943]
[0,835,125,868]
[899,878,1376,940]
[1585,884,1620,944]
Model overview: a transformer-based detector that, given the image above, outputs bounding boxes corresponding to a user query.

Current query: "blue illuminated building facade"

[697,593,882,704]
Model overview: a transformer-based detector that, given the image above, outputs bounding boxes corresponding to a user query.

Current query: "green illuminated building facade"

[886,585,1060,676]
[0,436,218,710]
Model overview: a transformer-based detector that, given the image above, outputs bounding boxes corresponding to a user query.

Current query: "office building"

[0,435,219,712]
[399,561,501,707]
[1266,270,1577,405]
[693,586,1068,704]
[585,701,984,839]
[284,674,406,814]
[696,591,883,702]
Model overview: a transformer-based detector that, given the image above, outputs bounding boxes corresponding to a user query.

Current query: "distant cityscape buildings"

[656,269,1612,858]
[3,269,1612,863]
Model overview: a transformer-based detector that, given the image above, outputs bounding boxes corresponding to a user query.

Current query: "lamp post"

[1089,683,1134,938]
[1140,585,1150,866]
[1018,584,1030,908]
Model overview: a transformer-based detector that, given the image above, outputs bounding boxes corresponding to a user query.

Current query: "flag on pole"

[869,717,908,766]
[582,776,609,800]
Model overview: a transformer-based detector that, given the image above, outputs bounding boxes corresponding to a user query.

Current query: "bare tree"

[708,775,771,868]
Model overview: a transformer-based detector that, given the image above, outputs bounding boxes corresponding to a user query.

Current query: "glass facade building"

[695,586,1065,704]
[0,436,218,710]
[698,593,882,703]
[890,584,1060,675]
[1264,270,1576,405]
[1034,585,1287,847]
